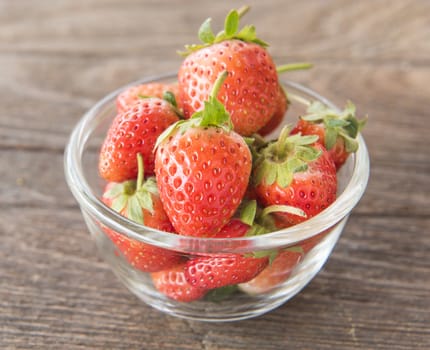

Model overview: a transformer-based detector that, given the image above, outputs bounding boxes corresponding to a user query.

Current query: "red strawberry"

[258,85,288,136]
[239,230,330,295]
[213,218,250,238]
[177,7,280,136]
[256,62,315,138]
[99,97,180,183]
[183,200,274,290]
[102,154,182,272]
[253,127,337,226]
[154,72,252,237]
[291,101,367,169]
[212,199,260,238]
[239,249,303,295]
[103,228,182,273]
[151,263,207,302]
[300,230,330,254]
[185,254,269,290]
[116,82,181,114]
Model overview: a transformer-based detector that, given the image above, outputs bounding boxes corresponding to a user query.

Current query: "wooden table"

[1,1,429,348]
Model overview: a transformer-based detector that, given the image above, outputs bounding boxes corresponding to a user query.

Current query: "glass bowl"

[64,73,369,322]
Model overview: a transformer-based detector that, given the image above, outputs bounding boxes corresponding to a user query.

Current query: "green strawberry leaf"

[276,163,293,188]
[162,91,177,108]
[253,126,321,188]
[111,192,128,213]
[236,25,269,47]
[286,158,307,174]
[154,119,190,150]
[127,196,144,224]
[180,5,269,55]
[199,97,231,129]
[339,132,359,153]
[263,161,277,186]
[236,25,255,41]
[240,200,257,226]
[198,18,215,44]
[245,223,268,237]
[136,191,154,214]
[106,153,158,226]
[301,100,367,154]
[104,182,125,199]
[287,133,319,146]
[343,115,359,138]
[141,176,159,196]
[324,126,338,150]
[224,9,239,37]
[325,118,349,129]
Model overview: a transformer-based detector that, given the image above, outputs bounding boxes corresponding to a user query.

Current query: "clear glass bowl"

[64,73,369,322]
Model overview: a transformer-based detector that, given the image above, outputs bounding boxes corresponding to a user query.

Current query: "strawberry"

[116,82,181,114]
[178,7,312,137]
[177,6,280,136]
[185,254,269,290]
[257,84,288,136]
[102,154,182,272]
[212,199,260,238]
[253,126,337,226]
[151,263,207,302]
[291,101,367,169]
[213,218,250,238]
[239,230,330,296]
[154,71,252,237]
[183,201,287,291]
[239,249,303,295]
[300,230,330,254]
[99,96,180,183]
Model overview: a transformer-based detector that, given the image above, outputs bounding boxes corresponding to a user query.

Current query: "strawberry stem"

[211,70,228,98]
[276,126,291,159]
[276,62,313,74]
[236,5,250,18]
[198,70,233,130]
[261,204,307,218]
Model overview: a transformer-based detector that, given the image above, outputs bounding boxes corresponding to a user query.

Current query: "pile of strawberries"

[98,6,366,302]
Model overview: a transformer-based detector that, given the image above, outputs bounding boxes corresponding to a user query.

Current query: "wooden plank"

[0,0,428,62]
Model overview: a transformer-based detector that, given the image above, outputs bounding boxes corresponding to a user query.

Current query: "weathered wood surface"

[1,0,429,349]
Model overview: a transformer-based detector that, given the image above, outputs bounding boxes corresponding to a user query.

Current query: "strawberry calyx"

[155,71,232,149]
[137,90,183,118]
[253,126,321,188]
[301,101,367,153]
[244,201,306,237]
[234,200,306,264]
[179,5,268,56]
[162,91,179,109]
[104,153,158,224]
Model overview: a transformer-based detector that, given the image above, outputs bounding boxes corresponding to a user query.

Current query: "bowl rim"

[64,73,370,253]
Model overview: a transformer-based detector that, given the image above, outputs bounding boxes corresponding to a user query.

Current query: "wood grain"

[1,0,429,349]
